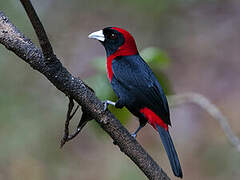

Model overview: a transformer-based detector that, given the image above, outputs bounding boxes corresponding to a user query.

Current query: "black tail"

[157,125,183,178]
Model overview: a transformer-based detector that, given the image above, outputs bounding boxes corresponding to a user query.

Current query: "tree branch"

[20,0,54,59]
[0,9,170,180]
[168,92,240,152]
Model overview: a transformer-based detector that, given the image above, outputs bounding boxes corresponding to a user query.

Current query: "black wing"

[112,55,171,125]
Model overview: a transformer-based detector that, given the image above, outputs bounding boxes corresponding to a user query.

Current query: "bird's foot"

[131,133,137,139]
[102,100,116,111]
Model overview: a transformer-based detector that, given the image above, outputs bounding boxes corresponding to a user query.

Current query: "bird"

[88,27,183,178]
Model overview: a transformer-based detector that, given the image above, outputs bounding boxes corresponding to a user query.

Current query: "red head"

[88,27,138,57]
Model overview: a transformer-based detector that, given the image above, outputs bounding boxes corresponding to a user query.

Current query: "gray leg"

[131,125,144,138]
[102,100,116,111]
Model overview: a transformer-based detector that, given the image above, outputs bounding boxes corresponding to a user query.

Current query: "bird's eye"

[109,33,117,40]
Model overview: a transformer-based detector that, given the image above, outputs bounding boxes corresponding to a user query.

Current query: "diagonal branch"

[0,10,170,180]
[168,93,240,152]
[20,0,54,59]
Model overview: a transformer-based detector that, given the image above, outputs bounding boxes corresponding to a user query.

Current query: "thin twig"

[61,106,93,146]
[61,83,95,147]
[69,104,80,120]
[168,92,240,151]
[60,97,80,148]
[60,98,94,148]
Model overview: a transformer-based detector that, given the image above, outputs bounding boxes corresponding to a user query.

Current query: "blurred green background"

[1,0,240,179]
